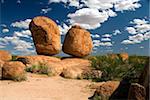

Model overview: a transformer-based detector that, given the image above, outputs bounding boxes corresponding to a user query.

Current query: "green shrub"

[11,55,17,61]
[26,62,49,75]
[89,55,149,82]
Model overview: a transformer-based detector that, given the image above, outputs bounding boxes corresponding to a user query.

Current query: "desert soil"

[0,73,101,100]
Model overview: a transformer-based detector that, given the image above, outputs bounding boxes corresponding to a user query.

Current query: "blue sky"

[0,0,150,56]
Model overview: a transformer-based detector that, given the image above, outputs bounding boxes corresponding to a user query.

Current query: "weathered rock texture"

[92,81,120,99]
[139,61,149,100]
[128,83,146,100]
[62,25,93,57]
[17,56,92,77]
[29,16,61,55]
[0,50,12,61]
[2,61,26,81]
[0,60,4,79]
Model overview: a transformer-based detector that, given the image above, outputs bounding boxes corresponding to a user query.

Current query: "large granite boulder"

[2,61,26,81]
[0,50,12,61]
[29,16,61,55]
[62,25,93,57]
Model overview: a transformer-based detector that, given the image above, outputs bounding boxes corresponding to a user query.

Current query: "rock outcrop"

[62,25,93,57]
[2,61,26,81]
[29,16,61,55]
[0,60,4,79]
[128,83,146,100]
[17,56,92,78]
[91,81,120,99]
[0,50,12,61]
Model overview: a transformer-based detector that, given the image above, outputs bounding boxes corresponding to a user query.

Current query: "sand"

[0,73,98,100]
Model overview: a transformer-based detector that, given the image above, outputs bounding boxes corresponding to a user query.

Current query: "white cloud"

[115,0,141,12]
[134,24,150,33]
[126,27,137,34]
[91,34,100,38]
[121,40,134,44]
[67,8,110,29]
[58,23,71,35]
[93,40,112,47]
[129,33,144,43]
[101,38,111,41]
[17,0,21,4]
[81,0,118,10]
[1,0,4,3]
[41,8,52,14]
[131,18,148,25]
[13,30,31,38]
[144,31,150,40]
[102,34,112,38]
[11,19,31,29]
[0,36,35,55]
[113,29,121,35]
[122,18,150,45]
[99,42,113,46]
[2,28,9,33]
[139,46,144,49]
[50,0,141,30]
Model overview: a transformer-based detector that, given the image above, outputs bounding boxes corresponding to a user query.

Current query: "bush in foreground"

[88,55,149,82]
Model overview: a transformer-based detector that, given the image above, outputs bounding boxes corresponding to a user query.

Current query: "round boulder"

[62,25,93,57]
[2,61,26,81]
[0,50,12,61]
[29,16,61,55]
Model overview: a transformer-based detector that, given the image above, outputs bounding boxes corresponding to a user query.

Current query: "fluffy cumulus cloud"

[102,34,112,38]
[0,18,35,55]
[101,38,111,41]
[49,0,141,30]
[11,19,31,29]
[93,40,112,47]
[126,27,137,34]
[0,36,35,55]
[13,30,31,38]
[67,8,110,29]
[122,18,150,44]
[114,0,141,11]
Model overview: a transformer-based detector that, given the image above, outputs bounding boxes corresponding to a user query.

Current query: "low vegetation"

[87,54,149,82]
[26,62,50,75]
